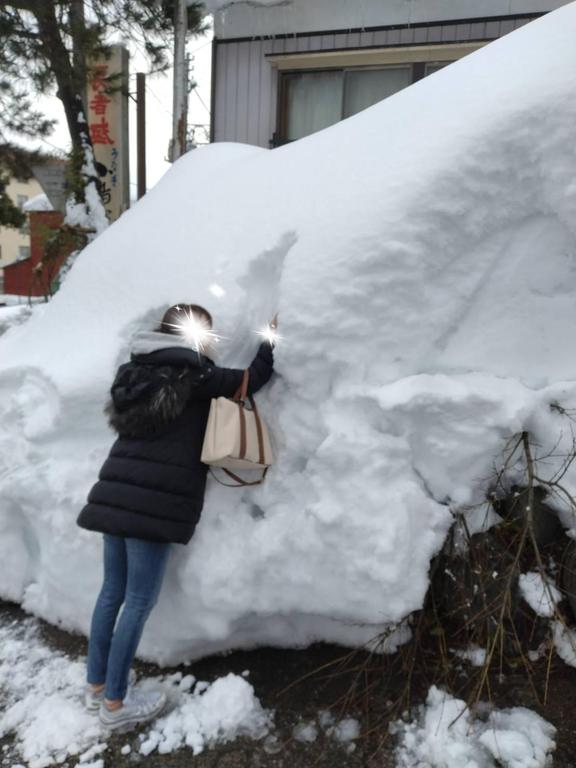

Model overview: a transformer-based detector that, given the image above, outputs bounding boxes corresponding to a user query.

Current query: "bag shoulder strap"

[232,370,249,402]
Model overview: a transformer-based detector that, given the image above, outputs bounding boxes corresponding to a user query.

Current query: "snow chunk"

[293,720,318,743]
[455,645,487,667]
[330,718,360,743]
[317,711,360,747]
[518,572,561,617]
[393,686,556,768]
[479,708,557,768]
[139,673,271,756]
[552,621,576,667]
[23,194,53,213]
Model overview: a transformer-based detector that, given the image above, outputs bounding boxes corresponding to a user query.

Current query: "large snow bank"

[2,5,576,663]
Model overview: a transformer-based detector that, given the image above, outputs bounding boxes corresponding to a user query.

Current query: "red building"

[3,211,72,298]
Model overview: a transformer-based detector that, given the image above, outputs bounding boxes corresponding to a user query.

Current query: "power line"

[189,37,213,54]
[34,135,69,155]
[145,84,172,118]
[193,87,210,116]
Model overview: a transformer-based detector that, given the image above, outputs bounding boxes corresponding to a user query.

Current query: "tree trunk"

[33,3,92,162]
[70,0,87,113]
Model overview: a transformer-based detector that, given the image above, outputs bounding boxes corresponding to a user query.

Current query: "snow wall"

[2,5,576,664]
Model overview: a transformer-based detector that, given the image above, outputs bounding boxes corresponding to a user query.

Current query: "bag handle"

[249,395,266,466]
[231,369,267,468]
[209,467,269,487]
[232,370,249,403]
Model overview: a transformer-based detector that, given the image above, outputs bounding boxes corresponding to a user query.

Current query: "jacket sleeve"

[190,342,274,400]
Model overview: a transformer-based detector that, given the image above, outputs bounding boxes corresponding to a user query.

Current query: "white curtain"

[286,71,343,141]
[343,67,412,118]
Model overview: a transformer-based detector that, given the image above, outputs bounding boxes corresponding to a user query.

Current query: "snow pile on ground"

[0,617,103,767]
[0,305,34,336]
[2,6,576,663]
[0,615,270,768]
[393,686,556,768]
[138,672,271,756]
[518,572,562,618]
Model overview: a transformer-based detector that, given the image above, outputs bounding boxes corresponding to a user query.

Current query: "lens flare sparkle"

[166,308,221,354]
[255,326,281,346]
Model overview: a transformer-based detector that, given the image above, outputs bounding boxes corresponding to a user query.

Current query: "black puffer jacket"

[77,339,274,544]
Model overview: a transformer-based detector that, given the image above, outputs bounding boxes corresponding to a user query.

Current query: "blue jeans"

[86,534,171,701]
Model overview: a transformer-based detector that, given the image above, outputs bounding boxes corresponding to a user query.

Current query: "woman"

[77,303,275,731]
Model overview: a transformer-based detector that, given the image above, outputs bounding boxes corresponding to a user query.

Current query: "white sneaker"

[84,669,137,712]
[99,689,167,732]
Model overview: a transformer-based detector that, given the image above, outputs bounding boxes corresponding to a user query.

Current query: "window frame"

[272,42,485,146]
[276,63,426,145]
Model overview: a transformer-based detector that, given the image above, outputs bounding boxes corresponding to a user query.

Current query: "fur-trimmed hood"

[105,332,210,438]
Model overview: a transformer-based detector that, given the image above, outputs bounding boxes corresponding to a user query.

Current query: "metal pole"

[136,73,146,198]
[172,0,188,161]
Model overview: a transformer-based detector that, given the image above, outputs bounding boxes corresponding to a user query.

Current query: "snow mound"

[393,686,556,768]
[2,6,576,663]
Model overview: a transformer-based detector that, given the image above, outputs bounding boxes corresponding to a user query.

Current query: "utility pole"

[136,73,146,198]
[172,0,188,161]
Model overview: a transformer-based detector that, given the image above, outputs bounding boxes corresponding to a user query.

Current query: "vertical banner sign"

[87,45,130,222]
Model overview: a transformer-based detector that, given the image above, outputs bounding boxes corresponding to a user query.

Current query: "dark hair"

[158,304,213,336]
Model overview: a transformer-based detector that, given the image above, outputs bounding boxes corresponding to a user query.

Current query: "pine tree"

[0,1,205,229]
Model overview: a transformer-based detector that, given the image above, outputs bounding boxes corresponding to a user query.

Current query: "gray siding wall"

[213,16,534,148]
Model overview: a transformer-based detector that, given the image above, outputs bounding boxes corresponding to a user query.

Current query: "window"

[343,67,412,118]
[18,246,30,261]
[17,194,28,209]
[284,71,343,142]
[277,60,454,144]
[425,62,448,76]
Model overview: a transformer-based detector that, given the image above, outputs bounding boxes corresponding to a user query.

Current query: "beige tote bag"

[201,370,274,486]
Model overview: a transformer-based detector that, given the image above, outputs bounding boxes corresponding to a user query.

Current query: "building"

[210,0,571,148]
[0,155,69,295]
[0,175,44,275]
[2,210,74,299]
